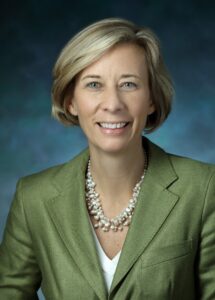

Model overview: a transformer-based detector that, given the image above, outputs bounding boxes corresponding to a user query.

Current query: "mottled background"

[0,0,215,298]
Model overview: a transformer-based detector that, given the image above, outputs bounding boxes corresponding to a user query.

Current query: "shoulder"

[166,153,215,200]
[8,148,89,232]
[168,152,215,180]
[16,147,89,199]
[146,138,215,192]
[147,137,215,178]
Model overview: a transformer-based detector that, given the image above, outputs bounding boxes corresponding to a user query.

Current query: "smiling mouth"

[97,122,130,129]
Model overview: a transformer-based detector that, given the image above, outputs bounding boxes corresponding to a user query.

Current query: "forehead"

[78,43,148,78]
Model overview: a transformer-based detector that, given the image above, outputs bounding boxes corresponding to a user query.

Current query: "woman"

[0,18,214,300]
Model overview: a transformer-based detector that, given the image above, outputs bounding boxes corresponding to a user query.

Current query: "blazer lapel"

[110,139,179,293]
[45,149,107,300]
[44,138,179,298]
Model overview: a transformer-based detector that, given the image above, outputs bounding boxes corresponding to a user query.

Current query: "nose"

[101,86,125,113]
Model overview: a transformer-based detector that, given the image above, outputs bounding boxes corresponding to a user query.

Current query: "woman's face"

[68,43,155,155]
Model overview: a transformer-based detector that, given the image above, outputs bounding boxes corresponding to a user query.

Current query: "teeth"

[99,122,127,129]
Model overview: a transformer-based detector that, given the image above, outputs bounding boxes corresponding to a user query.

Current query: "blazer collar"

[51,137,178,192]
[45,137,179,298]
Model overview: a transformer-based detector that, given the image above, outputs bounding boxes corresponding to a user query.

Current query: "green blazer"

[0,139,215,300]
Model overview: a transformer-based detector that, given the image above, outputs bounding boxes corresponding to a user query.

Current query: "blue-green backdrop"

[1,0,215,298]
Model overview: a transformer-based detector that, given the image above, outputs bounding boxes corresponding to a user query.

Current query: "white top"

[90,224,121,291]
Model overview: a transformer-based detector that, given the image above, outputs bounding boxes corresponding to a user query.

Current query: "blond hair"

[52,18,174,133]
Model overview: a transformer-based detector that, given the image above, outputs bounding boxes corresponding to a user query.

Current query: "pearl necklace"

[85,153,147,232]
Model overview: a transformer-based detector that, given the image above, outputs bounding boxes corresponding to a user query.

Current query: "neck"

[88,138,146,206]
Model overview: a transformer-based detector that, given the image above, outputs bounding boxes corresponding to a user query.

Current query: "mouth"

[97,122,130,129]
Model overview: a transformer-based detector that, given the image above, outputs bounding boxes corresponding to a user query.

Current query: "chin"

[94,140,132,155]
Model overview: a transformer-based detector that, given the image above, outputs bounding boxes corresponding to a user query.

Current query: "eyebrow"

[120,74,140,79]
[81,75,101,81]
[81,74,141,81]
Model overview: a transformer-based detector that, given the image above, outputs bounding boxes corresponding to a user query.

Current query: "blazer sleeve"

[197,171,215,299]
[0,179,41,300]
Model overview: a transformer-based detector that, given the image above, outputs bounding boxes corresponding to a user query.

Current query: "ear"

[68,98,78,116]
[148,99,155,115]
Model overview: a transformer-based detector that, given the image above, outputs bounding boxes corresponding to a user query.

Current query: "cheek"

[130,102,152,129]
[76,100,95,117]
[75,103,97,132]
[130,101,151,117]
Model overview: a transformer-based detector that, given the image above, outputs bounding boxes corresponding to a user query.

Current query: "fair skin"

[68,43,155,258]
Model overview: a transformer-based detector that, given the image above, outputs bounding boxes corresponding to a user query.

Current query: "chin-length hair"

[51,18,174,133]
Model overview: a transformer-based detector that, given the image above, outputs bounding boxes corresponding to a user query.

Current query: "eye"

[86,81,101,89]
[120,82,138,89]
